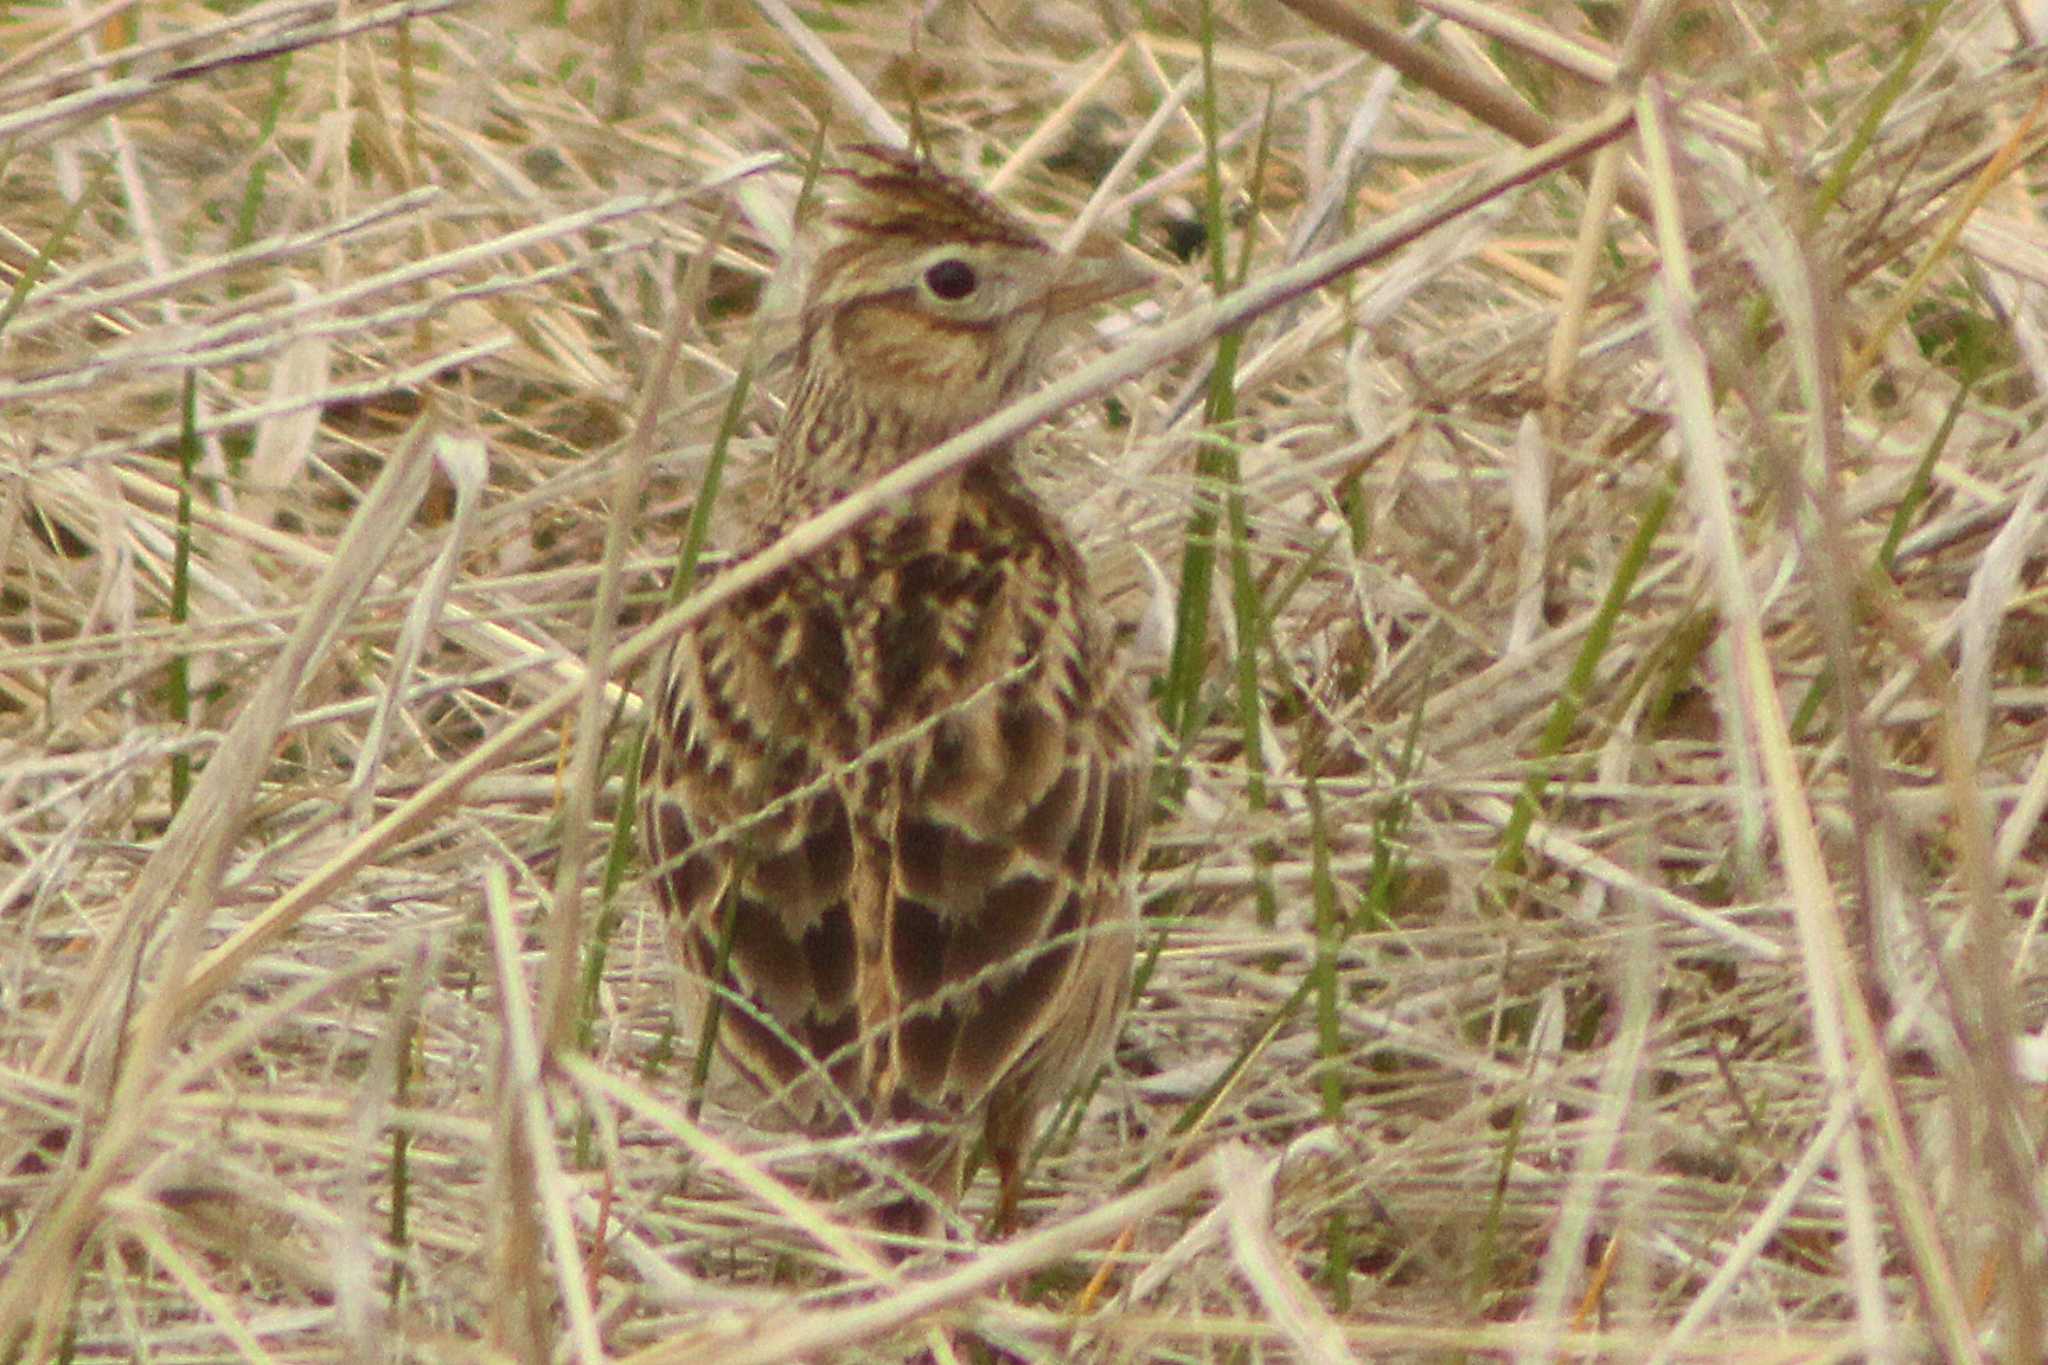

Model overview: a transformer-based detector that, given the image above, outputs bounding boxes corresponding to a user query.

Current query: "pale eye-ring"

[923,258,978,301]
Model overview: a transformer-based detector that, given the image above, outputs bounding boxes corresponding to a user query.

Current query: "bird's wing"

[640,594,866,1121]
[876,543,1149,1126]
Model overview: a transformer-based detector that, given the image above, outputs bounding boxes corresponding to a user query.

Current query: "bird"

[639,144,1152,1237]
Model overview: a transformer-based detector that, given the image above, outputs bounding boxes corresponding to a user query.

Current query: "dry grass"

[7,0,2048,1359]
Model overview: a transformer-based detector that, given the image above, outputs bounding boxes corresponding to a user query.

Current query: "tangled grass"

[6,0,2048,1359]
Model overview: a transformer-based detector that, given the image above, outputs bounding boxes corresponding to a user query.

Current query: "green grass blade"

[167,373,200,813]
[1492,475,1674,886]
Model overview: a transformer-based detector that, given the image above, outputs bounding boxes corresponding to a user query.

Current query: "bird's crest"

[826,144,1046,253]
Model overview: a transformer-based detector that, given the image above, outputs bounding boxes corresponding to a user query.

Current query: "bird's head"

[782,145,1144,482]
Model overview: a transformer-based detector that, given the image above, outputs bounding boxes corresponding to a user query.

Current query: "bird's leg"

[991,1145,1025,1237]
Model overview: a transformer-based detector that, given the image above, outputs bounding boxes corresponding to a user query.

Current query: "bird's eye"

[923,258,978,301]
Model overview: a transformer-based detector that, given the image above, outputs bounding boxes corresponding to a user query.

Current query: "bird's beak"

[1043,236,1160,318]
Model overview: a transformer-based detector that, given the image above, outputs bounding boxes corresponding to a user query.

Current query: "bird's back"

[642,462,1146,1194]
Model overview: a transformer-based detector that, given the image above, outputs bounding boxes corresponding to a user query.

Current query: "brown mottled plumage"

[640,146,1149,1233]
